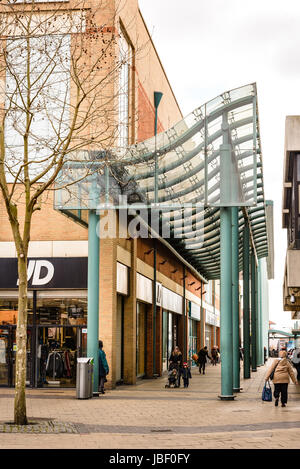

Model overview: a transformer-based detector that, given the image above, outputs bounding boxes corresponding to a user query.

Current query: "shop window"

[0,296,87,388]
[136,302,147,377]
[5,34,70,183]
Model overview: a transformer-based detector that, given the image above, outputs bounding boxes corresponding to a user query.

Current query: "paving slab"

[0,358,300,450]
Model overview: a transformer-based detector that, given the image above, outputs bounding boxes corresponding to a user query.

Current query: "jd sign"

[17,260,54,286]
[0,257,87,289]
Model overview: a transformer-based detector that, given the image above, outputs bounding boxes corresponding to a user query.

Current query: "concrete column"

[99,235,117,389]
[123,238,137,384]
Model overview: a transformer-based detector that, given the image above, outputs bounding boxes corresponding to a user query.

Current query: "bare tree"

[0,0,136,424]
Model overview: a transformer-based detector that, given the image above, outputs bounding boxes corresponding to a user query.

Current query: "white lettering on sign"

[17,260,55,286]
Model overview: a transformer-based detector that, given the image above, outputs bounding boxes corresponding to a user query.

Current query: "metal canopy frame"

[54,83,272,280]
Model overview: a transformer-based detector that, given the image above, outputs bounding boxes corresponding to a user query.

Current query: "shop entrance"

[0,292,88,388]
[0,325,15,387]
[36,325,86,388]
[0,325,33,387]
[0,324,87,388]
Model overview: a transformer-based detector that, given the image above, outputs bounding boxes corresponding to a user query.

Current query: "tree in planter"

[0,0,135,424]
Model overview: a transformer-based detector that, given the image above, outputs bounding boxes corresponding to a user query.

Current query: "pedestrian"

[265,350,297,407]
[211,347,218,366]
[291,347,300,381]
[169,346,183,387]
[98,340,109,394]
[197,346,211,374]
[181,362,192,388]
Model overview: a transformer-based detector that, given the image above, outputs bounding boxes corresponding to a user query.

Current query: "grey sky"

[138,0,300,328]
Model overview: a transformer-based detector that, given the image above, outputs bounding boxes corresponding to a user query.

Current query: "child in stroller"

[165,363,180,388]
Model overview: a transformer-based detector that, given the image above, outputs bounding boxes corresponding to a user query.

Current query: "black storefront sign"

[0,257,87,289]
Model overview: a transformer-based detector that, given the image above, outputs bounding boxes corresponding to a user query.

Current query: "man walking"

[197,346,211,374]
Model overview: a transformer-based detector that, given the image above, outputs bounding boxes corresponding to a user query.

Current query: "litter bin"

[76,357,94,399]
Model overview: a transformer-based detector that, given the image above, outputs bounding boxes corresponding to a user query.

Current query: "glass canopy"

[54,83,271,280]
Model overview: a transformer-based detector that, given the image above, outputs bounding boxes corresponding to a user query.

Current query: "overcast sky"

[138,0,300,329]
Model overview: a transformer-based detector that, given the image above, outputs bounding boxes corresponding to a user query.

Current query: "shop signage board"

[0,257,87,289]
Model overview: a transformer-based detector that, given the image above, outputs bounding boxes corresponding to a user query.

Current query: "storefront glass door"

[36,325,86,388]
[0,325,32,387]
[0,325,87,388]
[0,294,87,388]
[162,311,173,372]
[136,302,147,378]
[0,326,13,386]
[188,319,198,367]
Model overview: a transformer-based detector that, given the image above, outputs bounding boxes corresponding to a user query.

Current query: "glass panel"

[0,327,10,386]
[54,83,268,279]
[162,310,168,372]
[5,34,71,183]
[136,302,146,377]
[0,297,87,388]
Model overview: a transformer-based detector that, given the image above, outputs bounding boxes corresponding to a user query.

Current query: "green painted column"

[232,206,240,392]
[257,260,263,366]
[87,209,100,394]
[219,206,235,400]
[153,91,163,377]
[251,250,257,372]
[243,223,251,379]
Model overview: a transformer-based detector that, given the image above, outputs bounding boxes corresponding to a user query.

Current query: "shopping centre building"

[0,0,221,389]
[0,0,273,399]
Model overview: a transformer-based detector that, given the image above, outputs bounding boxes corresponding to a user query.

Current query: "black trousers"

[199,361,206,373]
[99,376,106,392]
[274,383,288,404]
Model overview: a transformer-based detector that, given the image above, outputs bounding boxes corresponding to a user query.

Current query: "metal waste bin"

[76,357,93,399]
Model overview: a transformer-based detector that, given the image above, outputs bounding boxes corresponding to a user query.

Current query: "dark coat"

[197,348,211,363]
[98,349,109,377]
[169,352,183,369]
[181,367,192,381]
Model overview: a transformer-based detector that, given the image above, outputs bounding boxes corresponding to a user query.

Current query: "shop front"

[0,257,88,388]
[188,301,200,366]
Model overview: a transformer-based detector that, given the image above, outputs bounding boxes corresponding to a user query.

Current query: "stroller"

[165,363,180,388]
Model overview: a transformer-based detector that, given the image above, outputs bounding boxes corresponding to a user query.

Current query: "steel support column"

[251,249,257,372]
[219,206,235,400]
[243,223,251,379]
[87,209,100,394]
[257,260,263,366]
[232,206,240,392]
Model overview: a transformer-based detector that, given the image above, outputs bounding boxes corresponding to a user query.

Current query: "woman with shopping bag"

[264,350,298,407]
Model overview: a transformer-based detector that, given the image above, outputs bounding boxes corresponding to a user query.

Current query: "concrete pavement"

[1,358,300,449]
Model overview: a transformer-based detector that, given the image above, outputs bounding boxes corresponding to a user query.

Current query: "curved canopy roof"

[55,83,273,280]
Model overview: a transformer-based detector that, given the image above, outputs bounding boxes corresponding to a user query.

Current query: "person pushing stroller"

[166,363,180,388]
[166,346,183,388]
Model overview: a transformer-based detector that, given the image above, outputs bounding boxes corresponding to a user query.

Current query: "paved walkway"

[1,358,300,449]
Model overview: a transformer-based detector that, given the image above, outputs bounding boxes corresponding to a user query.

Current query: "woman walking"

[98,340,109,394]
[265,350,298,407]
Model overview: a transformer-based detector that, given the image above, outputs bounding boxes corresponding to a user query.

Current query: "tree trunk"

[14,255,28,425]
